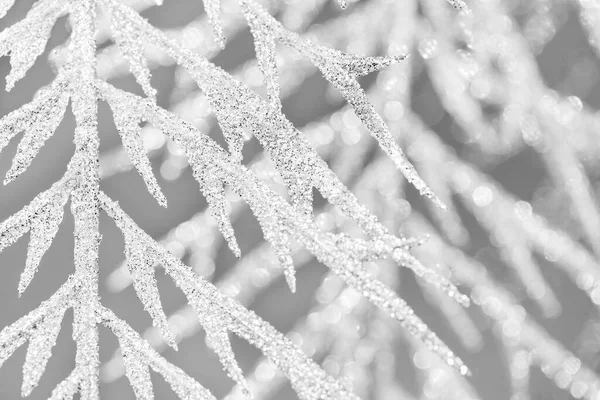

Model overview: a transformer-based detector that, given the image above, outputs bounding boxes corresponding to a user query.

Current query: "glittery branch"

[4,83,71,185]
[99,61,468,307]
[0,174,73,294]
[67,2,102,399]
[202,0,225,48]
[0,0,68,91]
[104,0,157,100]
[95,0,398,183]
[101,164,428,385]
[192,164,242,258]
[102,242,308,382]
[99,191,362,400]
[122,225,178,349]
[96,1,468,309]
[0,0,16,19]
[0,277,76,395]
[223,265,476,400]
[96,80,468,373]
[49,367,84,400]
[103,0,445,240]
[99,306,216,400]
[104,82,168,207]
[240,0,445,209]
[5,0,592,399]
[0,77,70,183]
[84,1,600,399]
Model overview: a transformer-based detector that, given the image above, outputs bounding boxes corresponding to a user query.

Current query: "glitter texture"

[74,0,600,399]
[3,0,557,398]
[96,79,468,372]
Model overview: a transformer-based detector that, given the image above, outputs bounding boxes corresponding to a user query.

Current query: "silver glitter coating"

[0,78,69,174]
[0,174,73,294]
[244,7,281,109]
[200,314,251,397]
[21,306,67,396]
[105,0,157,100]
[67,2,102,399]
[0,278,75,395]
[95,78,467,373]
[117,334,155,400]
[122,226,178,349]
[203,0,225,48]
[103,83,240,256]
[49,368,82,400]
[101,0,465,305]
[100,191,362,399]
[0,0,16,19]
[190,160,243,258]
[0,0,68,91]
[79,0,600,399]
[19,185,70,295]
[4,80,70,184]
[240,0,446,209]
[105,86,168,207]
[107,1,446,251]
[100,306,216,400]
[0,0,484,398]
